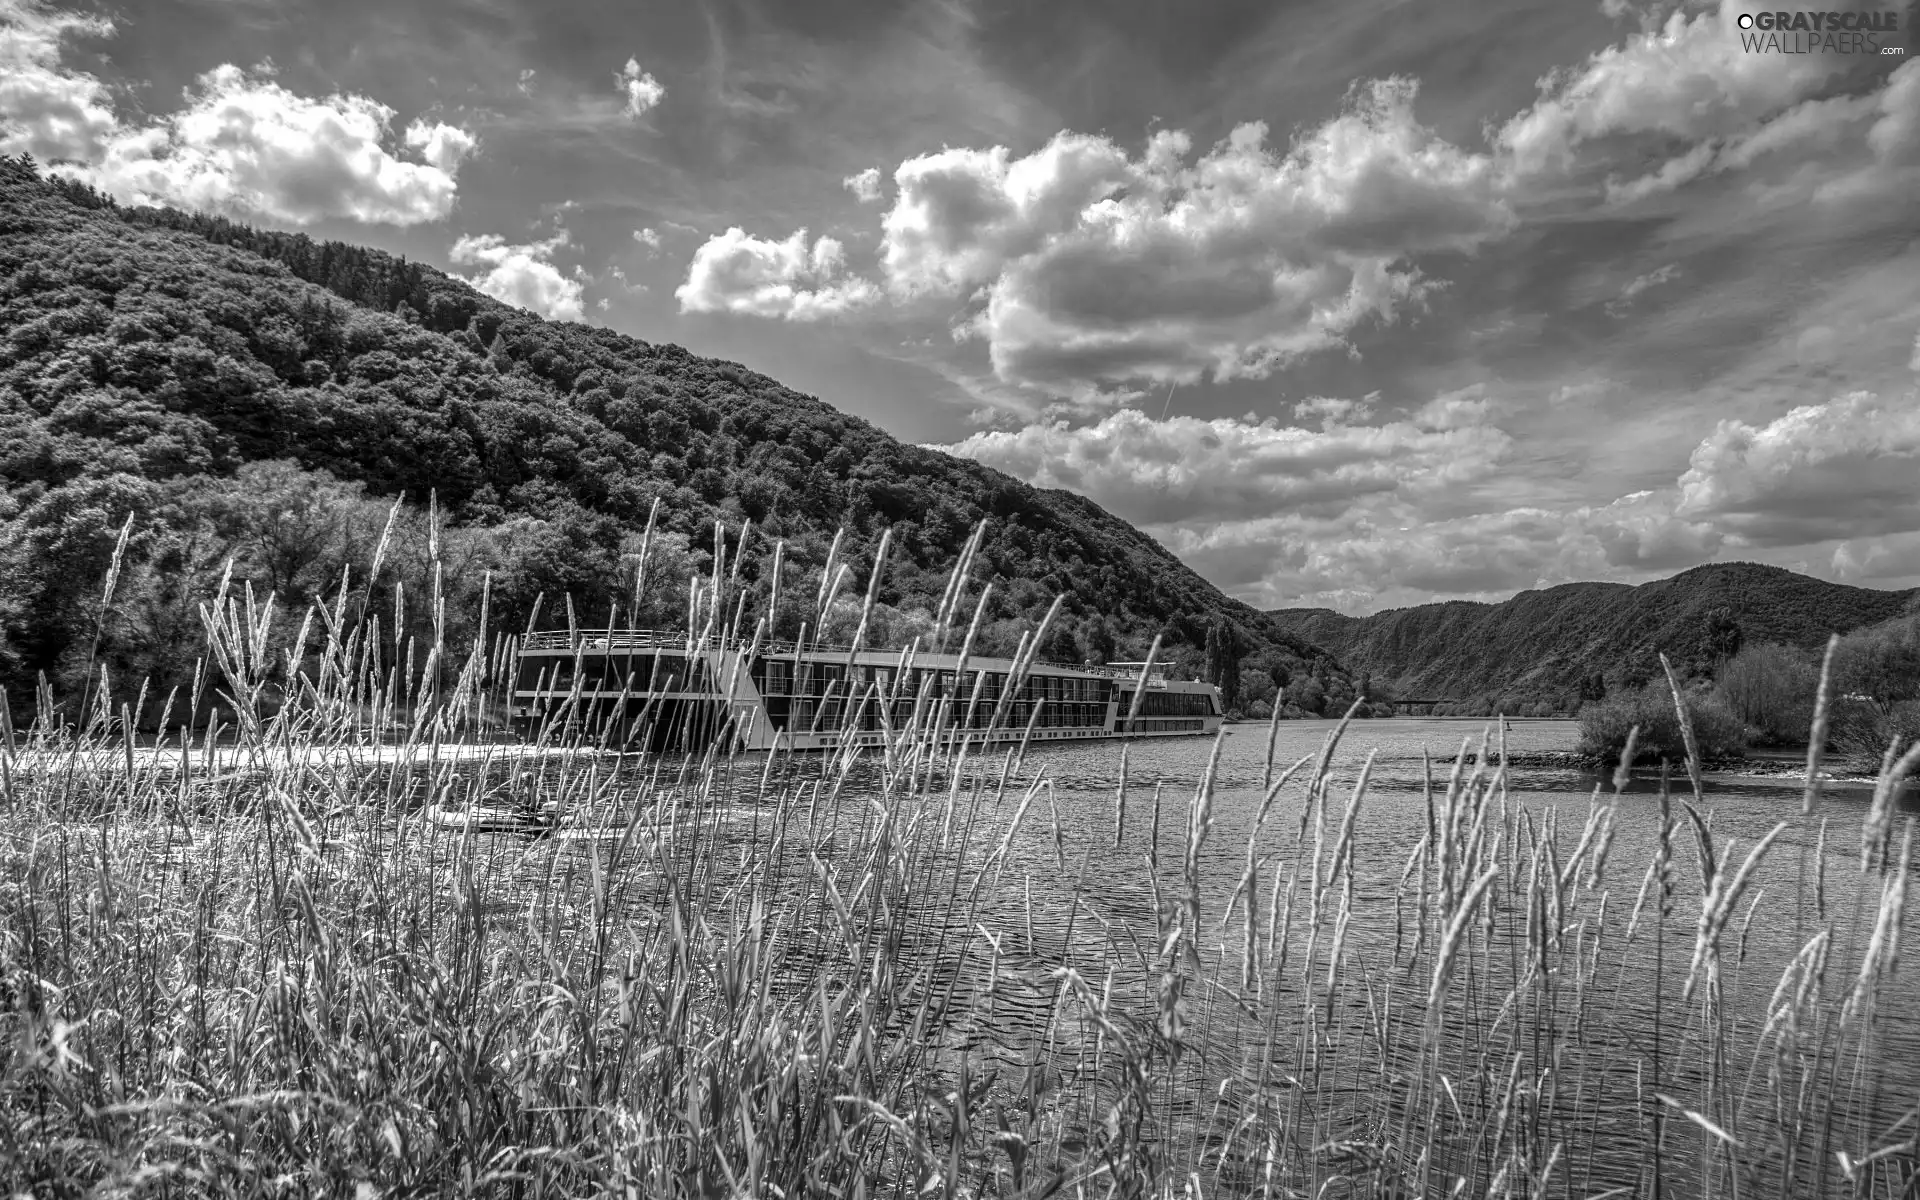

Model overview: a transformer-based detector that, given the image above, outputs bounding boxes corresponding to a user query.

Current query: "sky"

[4,0,1918,614]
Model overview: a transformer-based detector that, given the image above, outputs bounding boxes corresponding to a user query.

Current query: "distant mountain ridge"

[1269,563,1920,703]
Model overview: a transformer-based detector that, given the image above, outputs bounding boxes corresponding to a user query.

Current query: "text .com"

[1737,10,1906,53]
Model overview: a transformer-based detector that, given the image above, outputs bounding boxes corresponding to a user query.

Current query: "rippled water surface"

[524,717,1917,1194]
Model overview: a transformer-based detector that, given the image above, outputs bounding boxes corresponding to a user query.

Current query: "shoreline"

[1434,748,1881,784]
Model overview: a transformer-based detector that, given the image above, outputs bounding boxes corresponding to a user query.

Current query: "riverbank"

[1433,747,1881,783]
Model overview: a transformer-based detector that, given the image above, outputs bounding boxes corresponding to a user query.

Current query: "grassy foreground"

[2,517,1918,1197]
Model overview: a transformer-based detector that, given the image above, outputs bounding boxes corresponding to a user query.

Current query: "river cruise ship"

[510,630,1224,752]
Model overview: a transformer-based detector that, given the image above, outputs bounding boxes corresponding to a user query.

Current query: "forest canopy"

[0,157,1341,722]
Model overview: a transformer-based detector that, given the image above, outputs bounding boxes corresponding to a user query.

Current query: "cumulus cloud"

[450,230,586,321]
[843,166,883,203]
[618,58,664,118]
[935,392,1720,607]
[1496,0,1847,182]
[0,0,117,161]
[1147,485,1735,610]
[1294,395,1377,427]
[675,227,879,321]
[1155,505,1609,608]
[947,386,1920,609]
[1497,3,1919,213]
[73,66,471,224]
[1833,534,1920,581]
[403,119,477,173]
[633,226,661,253]
[941,401,1512,526]
[879,78,1514,397]
[1675,390,1920,545]
[0,7,474,226]
[1580,490,1723,569]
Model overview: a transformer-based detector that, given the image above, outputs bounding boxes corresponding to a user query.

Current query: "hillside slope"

[1270,564,1919,704]
[0,158,1335,708]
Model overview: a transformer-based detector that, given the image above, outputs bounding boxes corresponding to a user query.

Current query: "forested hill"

[0,158,1337,715]
[1270,563,1920,707]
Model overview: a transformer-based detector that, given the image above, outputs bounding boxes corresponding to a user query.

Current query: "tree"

[1703,605,1744,670]
[1204,616,1246,712]
[1084,616,1116,665]
[1041,622,1081,664]
[1714,642,1817,745]
[1238,665,1278,710]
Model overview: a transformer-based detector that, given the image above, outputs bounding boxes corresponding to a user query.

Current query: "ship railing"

[518,628,1183,684]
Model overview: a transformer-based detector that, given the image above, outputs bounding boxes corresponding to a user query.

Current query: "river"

[505,715,1914,1194]
[844,717,1920,1195]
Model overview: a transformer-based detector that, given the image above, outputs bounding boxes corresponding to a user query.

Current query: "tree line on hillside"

[1576,607,1920,769]
[0,156,1346,724]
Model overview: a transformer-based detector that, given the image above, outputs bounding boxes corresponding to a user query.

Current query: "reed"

[1,516,1915,1197]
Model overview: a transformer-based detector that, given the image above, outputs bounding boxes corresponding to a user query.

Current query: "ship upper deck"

[516,628,1188,687]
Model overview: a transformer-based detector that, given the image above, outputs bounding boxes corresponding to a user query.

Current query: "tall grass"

[2,512,1916,1196]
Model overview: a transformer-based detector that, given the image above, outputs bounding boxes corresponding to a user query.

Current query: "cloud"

[633,226,661,253]
[74,66,472,225]
[1495,3,1918,217]
[940,401,1513,526]
[948,383,1920,608]
[1833,534,1920,582]
[1149,484,1735,611]
[1496,1,1848,183]
[675,227,879,321]
[1580,490,1723,569]
[450,230,586,321]
[1605,263,1680,315]
[0,0,117,162]
[1675,389,1920,545]
[1294,395,1377,427]
[618,57,664,118]
[879,78,1514,398]
[0,8,474,227]
[843,166,883,203]
[517,68,536,96]
[403,119,477,173]
[935,393,1724,607]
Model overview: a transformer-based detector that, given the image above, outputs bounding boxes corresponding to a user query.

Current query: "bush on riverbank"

[1715,641,1820,745]
[1830,697,1920,771]
[1703,617,1920,760]
[1576,680,1746,765]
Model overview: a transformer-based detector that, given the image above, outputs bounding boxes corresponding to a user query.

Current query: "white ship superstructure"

[510,630,1224,751]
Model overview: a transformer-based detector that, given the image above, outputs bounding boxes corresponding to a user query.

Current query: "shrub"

[1576,682,1747,765]
[1832,614,1920,704]
[1829,697,1920,772]
[1713,642,1819,745]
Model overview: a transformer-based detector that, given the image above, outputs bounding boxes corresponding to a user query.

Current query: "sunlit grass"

[2,509,1916,1197]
